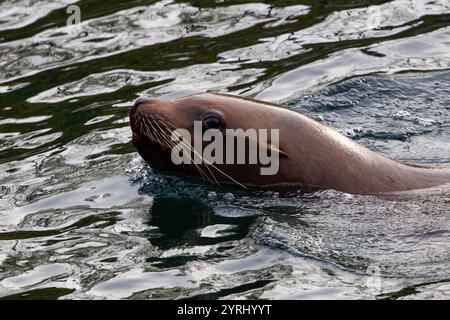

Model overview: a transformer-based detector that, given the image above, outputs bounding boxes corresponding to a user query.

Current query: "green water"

[0,0,449,299]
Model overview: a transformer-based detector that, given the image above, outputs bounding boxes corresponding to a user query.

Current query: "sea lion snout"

[131,97,160,115]
[130,97,166,142]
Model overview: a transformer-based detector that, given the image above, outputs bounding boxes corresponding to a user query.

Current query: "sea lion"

[129,93,450,195]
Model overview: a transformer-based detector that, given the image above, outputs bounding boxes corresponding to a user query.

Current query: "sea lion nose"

[131,97,159,114]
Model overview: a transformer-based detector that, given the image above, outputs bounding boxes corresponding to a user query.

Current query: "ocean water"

[0,0,449,300]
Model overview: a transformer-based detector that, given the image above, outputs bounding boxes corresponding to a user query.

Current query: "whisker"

[152,120,209,182]
[158,122,213,184]
[135,114,246,189]
[165,124,243,188]
[161,121,223,185]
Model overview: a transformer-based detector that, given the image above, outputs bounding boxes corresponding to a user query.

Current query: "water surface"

[0,0,450,300]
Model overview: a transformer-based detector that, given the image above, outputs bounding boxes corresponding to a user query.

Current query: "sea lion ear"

[272,145,289,158]
[262,142,288,158]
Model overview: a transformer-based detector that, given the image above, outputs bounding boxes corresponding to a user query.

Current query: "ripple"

[199,224,238,238]
[256,25,450,102]
[0,0,78,31]
[1,0,450,300]
[213,205,260,218]
[88,269,194,299]
[0,115,52,125]
[0,263,70,289]
[28,70,161,103]
[289,71,450,162]
[252,192,450,279]
[0,1,308,84]
[84,115,115,126]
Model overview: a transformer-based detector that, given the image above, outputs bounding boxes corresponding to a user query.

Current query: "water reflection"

[0,0,450,300]
[147,197,257,249]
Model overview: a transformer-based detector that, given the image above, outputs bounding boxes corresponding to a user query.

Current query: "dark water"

[0,0,450,300]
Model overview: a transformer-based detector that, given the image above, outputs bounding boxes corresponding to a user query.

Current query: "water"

[0,0,450,300]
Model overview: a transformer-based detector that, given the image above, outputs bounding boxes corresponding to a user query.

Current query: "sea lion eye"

[203,115,222,129]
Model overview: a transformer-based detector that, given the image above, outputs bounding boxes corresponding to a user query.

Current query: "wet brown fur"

[130,93,450,195]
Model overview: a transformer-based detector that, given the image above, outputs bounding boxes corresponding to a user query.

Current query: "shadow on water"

[145,197,256,250]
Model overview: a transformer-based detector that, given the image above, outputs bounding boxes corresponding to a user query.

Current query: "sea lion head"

[129,93,450,194]
[129,93,288,187]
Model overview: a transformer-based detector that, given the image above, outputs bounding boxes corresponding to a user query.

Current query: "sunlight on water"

[0,0,449,300]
